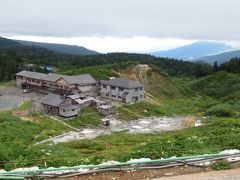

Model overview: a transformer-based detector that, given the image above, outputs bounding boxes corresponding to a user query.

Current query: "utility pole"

[105,142,108,161]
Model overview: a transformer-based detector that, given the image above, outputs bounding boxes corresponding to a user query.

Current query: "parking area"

[0,86,45,111]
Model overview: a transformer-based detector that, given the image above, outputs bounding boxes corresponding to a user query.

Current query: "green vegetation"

[58,62,137,80]
[0,111,69,170]
[116,96,214,121]
[0,55,240,170]
[212,160,232,170]
[65,106,102,128]
[189,71,240,117]
[17,101,32,110]
[17,116,239,170]
[0,81,11,87]
[0,44,215,81]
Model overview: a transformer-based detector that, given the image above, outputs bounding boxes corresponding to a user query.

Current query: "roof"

[16,71,46,79]
[59,104,79,110]
[16,71,96,85]
[74,99,85,105]
[101,78,143,89]
[67,94,81,100]
[73,96,94,105]
[98,105,112,109]
[41,93,65,107]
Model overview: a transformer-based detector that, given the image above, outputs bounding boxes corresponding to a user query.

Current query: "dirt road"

[54,165,240,180]
[156,168,240,180]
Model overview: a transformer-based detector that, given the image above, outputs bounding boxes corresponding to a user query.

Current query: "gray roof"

[16,71,46,79]
[42,73,97,85]
[41,93,65,107]
[101,78,143,89]
[98,105,112,109]
[16,71,96,85]
[67,94,81,100]
[59,104,79,110]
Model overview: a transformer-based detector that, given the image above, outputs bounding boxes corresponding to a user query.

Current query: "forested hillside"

[0,37,20,47]
[0,45,213,81]
[17,40,99,56]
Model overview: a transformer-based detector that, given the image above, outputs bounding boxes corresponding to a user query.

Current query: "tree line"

[0,45,239,81]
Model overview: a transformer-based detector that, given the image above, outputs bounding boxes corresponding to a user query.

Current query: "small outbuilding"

[41,93,80,117]
[59,104,80,118]
[41,93,65,115]
[97,104,113,116]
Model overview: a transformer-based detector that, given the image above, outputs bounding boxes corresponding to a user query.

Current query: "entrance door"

[122,98,126,103]
[134,96,138,102]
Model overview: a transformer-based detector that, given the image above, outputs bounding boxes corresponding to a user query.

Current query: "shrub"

[212,160,231,170]
[206,104,236,117]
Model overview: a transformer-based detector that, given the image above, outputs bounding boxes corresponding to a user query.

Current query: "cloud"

[6,35,196,53]
[1,0,240,41]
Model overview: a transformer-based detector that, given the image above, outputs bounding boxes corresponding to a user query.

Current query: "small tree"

[213,61,219,72]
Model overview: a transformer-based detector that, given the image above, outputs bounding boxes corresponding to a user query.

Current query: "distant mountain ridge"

[0,36,99,56]
[150,41,233,60]
[0,36,20,47]
[195,50,240,64]
[16,40,99,56]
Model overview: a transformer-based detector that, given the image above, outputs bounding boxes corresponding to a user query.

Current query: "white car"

[23,89,31,93]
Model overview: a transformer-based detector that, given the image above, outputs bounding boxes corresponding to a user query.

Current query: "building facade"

[100,78,144,103]
[16,71,97,95]
[41,93,80,117]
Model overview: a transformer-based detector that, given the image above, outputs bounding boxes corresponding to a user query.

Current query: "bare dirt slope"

[117,64,182,101]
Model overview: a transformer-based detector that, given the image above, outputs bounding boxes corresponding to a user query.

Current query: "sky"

[1,0,240,53]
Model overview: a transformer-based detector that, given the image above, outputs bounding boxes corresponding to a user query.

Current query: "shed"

[73,96,94,107]
[98,105,113,116]
[59,104,80,118]
[41,93,65,115]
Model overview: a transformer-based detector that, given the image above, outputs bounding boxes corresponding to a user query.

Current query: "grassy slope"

[57,62,137,80]
[1,65,240,170]
[0,110,70,169]
[27,116,240,168]
[65,106,102,128]
[189,71,240,117]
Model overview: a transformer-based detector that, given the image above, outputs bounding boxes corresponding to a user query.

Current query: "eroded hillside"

[117,64,182,100]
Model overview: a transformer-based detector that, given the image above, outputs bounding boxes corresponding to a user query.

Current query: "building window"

[140,95,143,98]
[106,93,109,96]
[63,110,66,112]
[112,95,116,98]
[111,86,116,90]
[32,79,35,83]
[102,85,107,88]
[135,88,138,91]
[37,81,40,84]
[72,109,75,112]
[119,87,124,91]
[118,96,121,99]
[140,87,143,91]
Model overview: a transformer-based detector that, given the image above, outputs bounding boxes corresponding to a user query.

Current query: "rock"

[164,172,174,176]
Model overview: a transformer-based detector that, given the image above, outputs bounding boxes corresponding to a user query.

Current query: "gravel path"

[0,95,23,111]
[0,86,44,111]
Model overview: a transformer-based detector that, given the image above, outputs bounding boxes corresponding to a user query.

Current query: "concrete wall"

[59,106,80,117]
[98,108,113,116]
